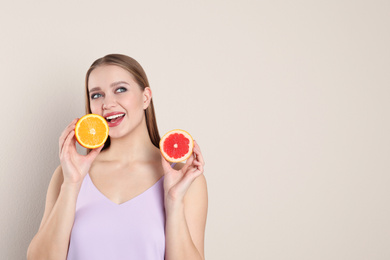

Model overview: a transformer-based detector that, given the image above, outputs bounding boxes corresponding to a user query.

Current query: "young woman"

[27,54,208,260]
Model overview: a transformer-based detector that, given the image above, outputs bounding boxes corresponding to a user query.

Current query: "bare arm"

[27,118,102,260]
[163,141,208,260]
[27,167,80,260]
[165,174,208,260]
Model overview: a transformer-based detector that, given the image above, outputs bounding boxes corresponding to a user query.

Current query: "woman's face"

[88,65,151,139]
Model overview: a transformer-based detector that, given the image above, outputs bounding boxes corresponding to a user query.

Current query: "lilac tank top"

[67,172,167,260]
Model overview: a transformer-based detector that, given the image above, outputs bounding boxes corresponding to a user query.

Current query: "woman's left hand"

[161,140,205,206]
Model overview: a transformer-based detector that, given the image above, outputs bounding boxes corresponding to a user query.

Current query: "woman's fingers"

[182,141,204,175]
[180,153,195,173]
[86,145,104,163]
[160,153,175,173]
[59,118,78,156]
[193,159,203,172]
[60,130,75,162]
[193,140,205,166]
[164,140,205,200]
[183,141,205,180]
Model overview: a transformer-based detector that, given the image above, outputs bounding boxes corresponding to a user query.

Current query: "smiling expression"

[88,65,151,138]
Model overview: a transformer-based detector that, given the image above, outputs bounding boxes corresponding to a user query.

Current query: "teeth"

[105,114,125,120]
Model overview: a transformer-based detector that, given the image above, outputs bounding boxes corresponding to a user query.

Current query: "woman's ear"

[143,87,152,109]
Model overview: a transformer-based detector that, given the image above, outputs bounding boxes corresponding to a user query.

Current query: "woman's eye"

[91,93,102,99]
[116,87,127,93]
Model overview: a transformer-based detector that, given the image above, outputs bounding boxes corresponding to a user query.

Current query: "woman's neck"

[100,123,160,164]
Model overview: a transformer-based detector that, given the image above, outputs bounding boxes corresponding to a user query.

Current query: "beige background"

[1,0,389,259]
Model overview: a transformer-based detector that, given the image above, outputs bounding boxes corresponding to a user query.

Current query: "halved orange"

[160,129,194,163]
[75,114,109,149]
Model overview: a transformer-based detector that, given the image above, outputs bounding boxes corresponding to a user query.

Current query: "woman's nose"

[102,94,116,110]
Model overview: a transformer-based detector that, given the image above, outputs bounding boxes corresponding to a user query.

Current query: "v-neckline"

[87,173,164,206]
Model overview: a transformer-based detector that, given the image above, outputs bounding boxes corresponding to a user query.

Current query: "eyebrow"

[89,81,130,93]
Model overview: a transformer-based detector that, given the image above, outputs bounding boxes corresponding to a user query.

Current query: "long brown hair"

[84,54,160,152]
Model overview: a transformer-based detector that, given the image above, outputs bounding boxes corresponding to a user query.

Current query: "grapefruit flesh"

[160,129,194,163]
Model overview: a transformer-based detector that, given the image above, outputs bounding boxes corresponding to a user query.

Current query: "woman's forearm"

[165,201,204,260]
[27,183,80,260]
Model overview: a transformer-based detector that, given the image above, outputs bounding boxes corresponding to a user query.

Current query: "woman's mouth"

[104,113,125,127]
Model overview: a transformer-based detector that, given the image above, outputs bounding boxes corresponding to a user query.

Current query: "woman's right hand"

[59,118,103,185]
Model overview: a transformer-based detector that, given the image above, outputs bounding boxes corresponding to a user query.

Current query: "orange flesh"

[75,114,109,149]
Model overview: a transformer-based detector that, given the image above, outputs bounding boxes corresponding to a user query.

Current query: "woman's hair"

[84,54,160,152]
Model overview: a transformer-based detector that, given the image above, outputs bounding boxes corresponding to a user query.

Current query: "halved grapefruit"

[160,129,194,163]
[75,114,109,149]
